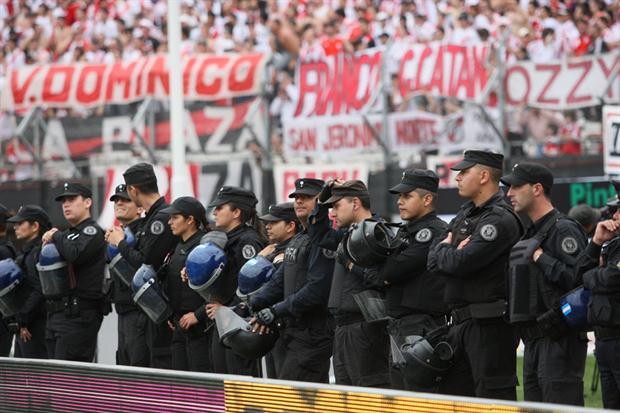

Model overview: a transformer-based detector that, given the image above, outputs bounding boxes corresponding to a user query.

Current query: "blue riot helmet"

[36,243,70,299]
[236,256,275,302]
[131,264,172,324]
[0,259,23,317]
[560,286,591,330]
[186,242,227,302]
[108,227,137,287]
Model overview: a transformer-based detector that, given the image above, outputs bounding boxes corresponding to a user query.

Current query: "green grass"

[516,355,603,409]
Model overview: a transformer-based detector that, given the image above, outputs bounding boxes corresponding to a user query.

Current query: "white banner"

[426,155,464,189]
[603,105,620,176]
[273,162,369,203]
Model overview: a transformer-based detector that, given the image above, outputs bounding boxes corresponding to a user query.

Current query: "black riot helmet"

[345,219,401,267]
[399,335,454,389]
[214,306,279,360]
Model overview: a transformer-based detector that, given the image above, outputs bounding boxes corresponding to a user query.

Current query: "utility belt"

[333,311,366,327]
[449,300,506,325]
[46,296,102,317]
[595,326,620,341]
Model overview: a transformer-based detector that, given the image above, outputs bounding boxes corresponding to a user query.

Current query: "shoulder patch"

[561,236,579,254]
[82,226,97,235]
[323,248,337,259]
[415,228,432,243]
[480,224,498,241]
[150,220,165,235]
[242,244,257,259]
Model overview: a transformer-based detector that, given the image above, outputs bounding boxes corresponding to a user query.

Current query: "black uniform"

[0,235,16,357]
[210,224,265,375]
[117,197,178,369]
[14,237,48,359]
[165,230,211,372]
[427,190,523,400]
[46,218,106,362]
[250,230,335,383]
[112,217,149,367]
[516,210,588,405]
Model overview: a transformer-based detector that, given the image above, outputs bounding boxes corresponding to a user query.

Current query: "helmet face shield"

[131,264,172,324]
[346,220,402,267]
[0,259,23,317]
[214,305,278,360]
[37,244,70,299]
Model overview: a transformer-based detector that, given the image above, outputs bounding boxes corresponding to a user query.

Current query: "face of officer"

[113,198,142,225]
[168,214,197,240]
[265,220,295,244]
[455,165,487,199]
[13,220,40,241]
[213,203,241,232]
[61,195,92,226]
[331,197,356,228]
[506,183,541,213]
[398,190,430,220]
[293,194,317,222]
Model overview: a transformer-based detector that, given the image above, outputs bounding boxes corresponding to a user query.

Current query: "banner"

[505,53,620,109]
[603,105,620,176]
[273,162,369,202]
[426,155,463,188]
[2,53,269,110]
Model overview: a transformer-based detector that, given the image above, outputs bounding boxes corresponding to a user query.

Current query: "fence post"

[497,30,510,160]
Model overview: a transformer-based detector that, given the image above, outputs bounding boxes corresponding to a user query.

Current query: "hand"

[179,312,199,331]
[106,227,125,247]
[19,327,32,343]
[167,320,176,331]
[180,267,188,284]
[457,236,470,250]
[593,219,620,246]
[318,178,342,203]
[532,247,543,262]
[42,228,59,245]
[256,307,276,326]
[440,232,453,245]
[250,316,271,335]
[206,302,222,320]
[259,244,276,257]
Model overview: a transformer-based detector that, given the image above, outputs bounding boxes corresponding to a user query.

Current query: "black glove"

[318,180,334,204]
[256,307,276,326]
[336,242,351,266]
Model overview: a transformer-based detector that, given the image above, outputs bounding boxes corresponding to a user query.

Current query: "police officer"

[42,183,106,362]
[568,204,601,238]
[502,162,588,405]
[0,203,16,356]
[251,179,335,383]
[162,197,211,372]
[108,184,149,367]
[427,150,523,400]
[377,170,449,391]
[106,163,179,369]
[7,205,51,359]
[575,180,620,409]
[308,179,390,388]
[205,186,266,375]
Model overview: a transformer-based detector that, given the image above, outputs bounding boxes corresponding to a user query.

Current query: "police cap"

[123,163,157,186]
[7,205,51,229]
[259,202,297,222]
[161,196,206,223]
[109,184,131,202]
[607,180,620,208]
[288,178,324,198]
[450,150,504,171]
[500,162,554,192]
[323,180,369,205]
[389,169,439,194]
[54,182,92,201]
[208,186,258,210]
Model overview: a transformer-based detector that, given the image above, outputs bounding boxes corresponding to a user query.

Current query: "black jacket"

[15,238,46,326]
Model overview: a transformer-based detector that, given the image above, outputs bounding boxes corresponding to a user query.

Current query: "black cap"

[500,162,554,192]
[259,202,297,222]
[323,180,369,205]
[288,178,324,198]
[450,150,504,171]
[7,205,51,229]
[54,182,92,201]
[0,203,8,224]
[389,169,439,194]
[123,163,157,186]
[607,180,620,208]
[161,197,206,222]
[208,186,258,210]
[109,184,131,202]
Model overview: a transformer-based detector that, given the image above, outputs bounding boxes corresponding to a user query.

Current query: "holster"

[536,308,569,340]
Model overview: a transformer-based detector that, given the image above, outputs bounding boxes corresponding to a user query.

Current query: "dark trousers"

[15,315,47,359]
[333,321,390,387]
[387,313,444,391]
[277,325,333,383]
[146,319,172,369]
[116,310,150,367]
[46,309,103,362]
[265,338,286,379]
[596,338,620,409]
[523,332,587,405]
[0,319,14,356]
[171,322,212,372]
[211,324,259,376]
[439,318,519,400]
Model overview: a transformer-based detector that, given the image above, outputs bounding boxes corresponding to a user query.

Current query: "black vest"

[283,233,311,298]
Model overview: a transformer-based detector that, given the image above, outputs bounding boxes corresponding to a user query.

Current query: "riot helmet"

[107,227,137,287]
[215,305,278,360]
[398,335,454,389]
[345,219,401,267]
[131,264,172,324]
[236,256,275,302]
[0,259,23,317]
[186,242,227,302]
[560,286,591,330]
[36,243,70,299]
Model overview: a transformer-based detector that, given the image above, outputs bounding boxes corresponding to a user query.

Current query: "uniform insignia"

[299,180,304,187]
[67,233,80,241]
[415,228,432,243]
[561,236,578,254]
[82,226,97,235]
[480,224,498,241]
[323,248,337,259]
[273,253,285,264]
[242,245,257,259]
[150,220,165,235]
[64,183,69,190]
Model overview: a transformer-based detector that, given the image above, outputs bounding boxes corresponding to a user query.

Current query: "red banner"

[1,53,269,110]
